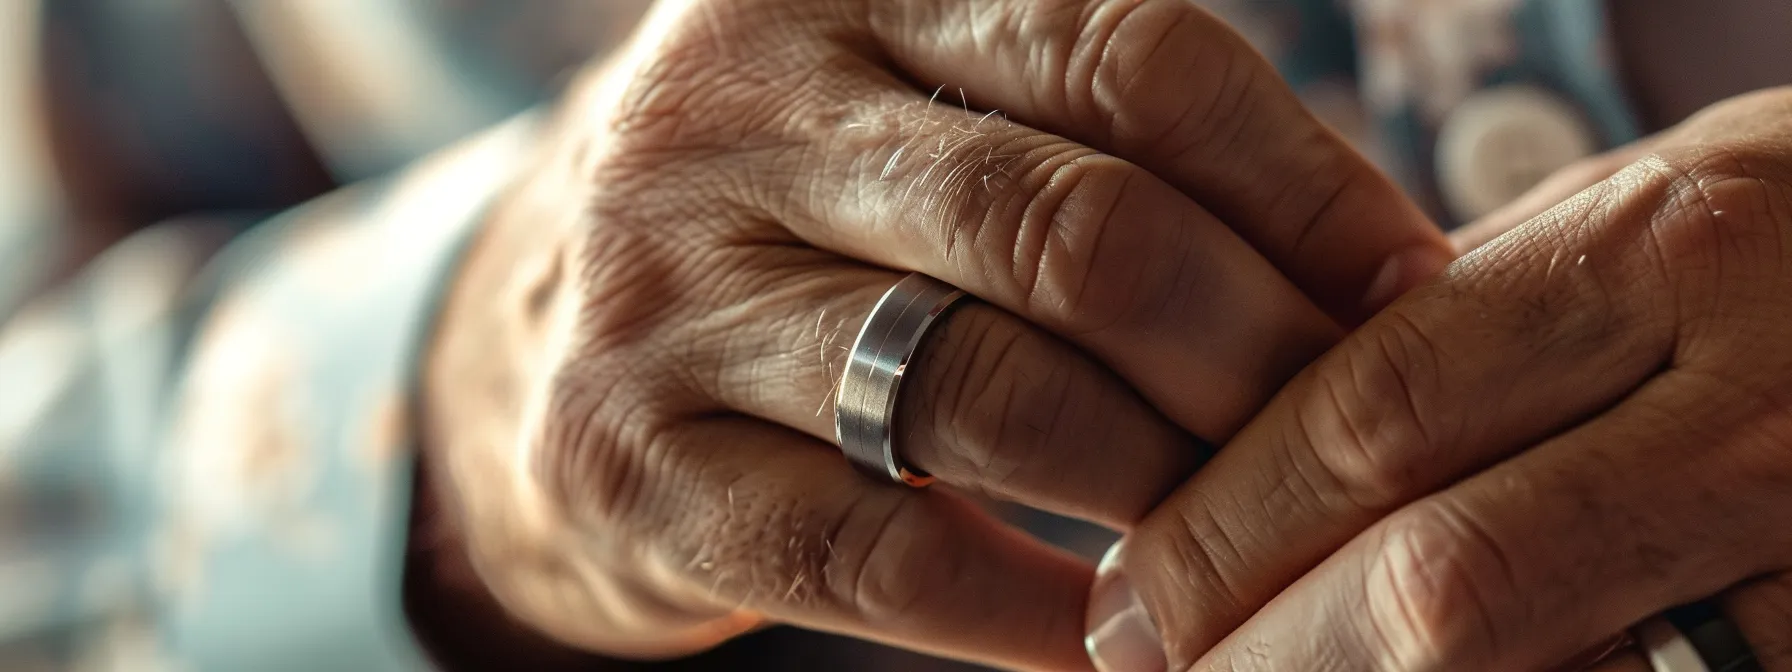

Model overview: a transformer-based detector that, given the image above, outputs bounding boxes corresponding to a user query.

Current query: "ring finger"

[771,81,1342,445]
[681,0,1449,445]
[683,255,1206,529]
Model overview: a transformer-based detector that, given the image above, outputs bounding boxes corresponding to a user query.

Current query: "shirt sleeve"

[0,114,536,671]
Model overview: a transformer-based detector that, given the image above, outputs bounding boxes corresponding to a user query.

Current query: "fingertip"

[1085,541,1167,672]
[1360,243,1454,315]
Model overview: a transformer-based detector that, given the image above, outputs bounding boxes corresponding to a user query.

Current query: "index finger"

[1101,156,1689,667]
[872,0,1453,321]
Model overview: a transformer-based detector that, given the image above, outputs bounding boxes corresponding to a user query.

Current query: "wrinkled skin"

[419,0,1450,668]
[1101,88,1792,671]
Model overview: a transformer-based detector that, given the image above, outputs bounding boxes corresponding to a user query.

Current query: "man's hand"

[1091,87,1792,671]
[418,0,1451,668]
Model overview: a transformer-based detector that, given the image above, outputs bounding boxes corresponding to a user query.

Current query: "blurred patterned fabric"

[0,1,1647,669]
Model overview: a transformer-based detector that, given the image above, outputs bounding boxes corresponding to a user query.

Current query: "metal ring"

[1636,617,1713,672]
[1663,600,1764,672]
[834,273,965,487]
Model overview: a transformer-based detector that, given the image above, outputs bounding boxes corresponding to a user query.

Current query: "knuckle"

[864,108,1174,338]
[1113,8,1256,158]
[1633,147,1792,278]
[905,125,1049,240]
[1010,154,1153,334]
[1304,313,1445,510]
[1040,0,1248,149]
[1364,503,1513,667]
[878,121,1147,332]
[856,109,1054,264]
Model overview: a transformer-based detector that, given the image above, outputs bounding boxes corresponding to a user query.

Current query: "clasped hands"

[420,0,1792,669]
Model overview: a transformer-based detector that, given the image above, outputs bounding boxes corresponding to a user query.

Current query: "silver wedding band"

[1636,616,1711,672]
[834,273,966,487]
[1633,601,1762,672]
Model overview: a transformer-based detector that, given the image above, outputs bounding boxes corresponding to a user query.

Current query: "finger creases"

[616,417,1099,672]
[605,2,1362,445]
[1188,369,1792,671]
[773,77,1344,444]
[679,261,1203,529]
[865,0,1451,320]
[1114,210,1682,666]
[1106,141,1792,666]
[605,14,1354,444]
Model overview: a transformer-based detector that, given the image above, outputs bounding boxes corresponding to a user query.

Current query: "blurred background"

[0,0,646,320]
[0,2,642,668]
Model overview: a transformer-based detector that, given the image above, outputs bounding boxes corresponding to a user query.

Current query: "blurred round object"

[1436,84,1597,222]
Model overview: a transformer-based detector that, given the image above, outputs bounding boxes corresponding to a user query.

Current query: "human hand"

[417,0,1451,668]
[1090,87,1792,671]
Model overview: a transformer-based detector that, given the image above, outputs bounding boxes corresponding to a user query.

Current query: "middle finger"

[764,63,1342,446]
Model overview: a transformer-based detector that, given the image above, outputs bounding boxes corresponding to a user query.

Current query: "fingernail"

[1086,543,1166,672]
[1363,245,1452,313]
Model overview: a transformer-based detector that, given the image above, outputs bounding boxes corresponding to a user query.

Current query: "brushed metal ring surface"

[834,273,965,487]
[1636,617,1713,672]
